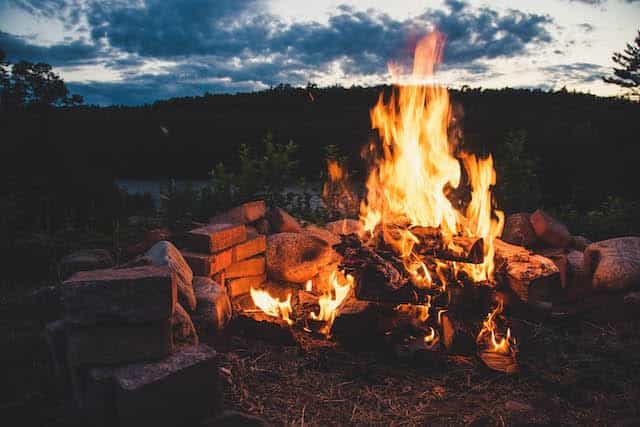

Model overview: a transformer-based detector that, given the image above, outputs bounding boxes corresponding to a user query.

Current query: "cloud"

[1,0,556,104]
[578,23,595,32]
[542,62,608,85]
[0,30,99,65]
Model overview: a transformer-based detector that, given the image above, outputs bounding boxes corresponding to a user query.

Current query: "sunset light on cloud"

[1,0,638,104]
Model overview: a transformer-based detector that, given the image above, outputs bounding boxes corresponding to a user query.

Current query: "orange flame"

[476,299,516,354]
[359,30,504,284]
[322,160,358,218]
[250,287,293,325]
[310,271,353,335]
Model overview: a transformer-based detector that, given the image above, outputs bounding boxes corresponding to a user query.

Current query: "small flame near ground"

[476,299,516,354]
[310,271,354,336]
[249,287,293,325]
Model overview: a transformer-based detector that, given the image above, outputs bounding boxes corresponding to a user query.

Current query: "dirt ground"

[1,284,639,427]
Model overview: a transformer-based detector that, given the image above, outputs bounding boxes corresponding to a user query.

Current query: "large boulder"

[266,207,303,233]
[266,233,340,283]
[530,209,570,248]
[146,241,196,311]
[60,249,114,279]
[501,213,537,248]
[584,237,640,291]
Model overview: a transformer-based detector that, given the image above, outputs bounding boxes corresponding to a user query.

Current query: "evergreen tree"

[603,30,640,98]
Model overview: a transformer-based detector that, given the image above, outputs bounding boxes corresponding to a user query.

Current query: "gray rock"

[63,265,176,325]
[501,213,537,248]
[171,302,198,348]
[584,237,640,291]
[192,277,232,342]
[530,209,570,248]
[86,344,219,427]
[266,232,340,283]
[266,207,303,233]
[325,219,366,239]
[146,241,196,311]
[569,235,591,251]
[60,249,114,279]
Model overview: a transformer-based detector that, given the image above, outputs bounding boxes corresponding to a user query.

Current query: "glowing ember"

[305,279,313,292]
[310,271,353,335]
[359,29,504,285]
[423,327,436,343]
[250,287,293,325]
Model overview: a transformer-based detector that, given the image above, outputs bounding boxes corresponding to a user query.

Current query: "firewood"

[478,350,518,374]
[440,312,476,355]
[227,314,295,346]
[494,239,561,304]
[410,226,484,264]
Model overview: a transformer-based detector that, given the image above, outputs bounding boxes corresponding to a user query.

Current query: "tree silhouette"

[0,48,83,110]
[603,30,640,98]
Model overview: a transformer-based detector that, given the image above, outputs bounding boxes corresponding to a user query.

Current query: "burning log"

[335,234,417,303]
[410,226,484,264]
[439,311,475,355]
[494,239,561,304]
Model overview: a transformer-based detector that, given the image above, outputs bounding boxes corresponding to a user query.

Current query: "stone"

[146,241,196,312]
[529,209,570,248]
[567,250,590,289]
[187,223,247,253]
[209,201,267,225]
[266,207,303,233]
[60,249,114,279]
[192,277,232,340]
[86,344,218,427]
[232,232,266,261]
[304,224,340,246]
[63,265,176,325]
[584,237,640,291]
[125,228,171,258]
[226,256,266,279]
[501,213,537,248]
[66,320,172,366]
[253,217,271,235]
[325,219,366,239]
[182,249,232,277]
[309,261,342,294]
[227,274,267,297]
[172,303,198,348]
[537,248,569,288]
[266,232,341,283]
[570,235,591,251]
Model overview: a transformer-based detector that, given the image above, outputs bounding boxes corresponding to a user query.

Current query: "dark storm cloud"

[1,0,555,104]
[0,30,98,65]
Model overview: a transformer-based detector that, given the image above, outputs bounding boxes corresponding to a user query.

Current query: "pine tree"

[603,30,640,98]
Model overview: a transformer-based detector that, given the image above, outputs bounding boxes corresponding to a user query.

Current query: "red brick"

[227,274,266,297]
[182,249,232,277]
[209,201,266,225]
[232,234,266,262]
[225,256,265,279]
[187,223,246,253]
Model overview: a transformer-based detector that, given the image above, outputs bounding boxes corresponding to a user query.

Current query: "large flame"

[250,287,293,325]
[360,30,504,284]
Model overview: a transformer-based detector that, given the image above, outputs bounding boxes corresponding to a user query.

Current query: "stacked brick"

[44,254,228,425]
[183,201,268,299]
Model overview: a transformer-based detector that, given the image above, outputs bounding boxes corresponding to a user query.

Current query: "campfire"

[244,31,517,372]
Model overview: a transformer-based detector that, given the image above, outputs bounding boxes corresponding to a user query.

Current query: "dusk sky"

[1,0,638,105]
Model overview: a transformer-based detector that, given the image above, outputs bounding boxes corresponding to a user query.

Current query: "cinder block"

[227,274,266,297]
[187,223,247,253]
[63,265,176,325]
[86,345,219,427]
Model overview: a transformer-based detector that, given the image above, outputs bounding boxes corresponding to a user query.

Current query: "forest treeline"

[1,84,639,238]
